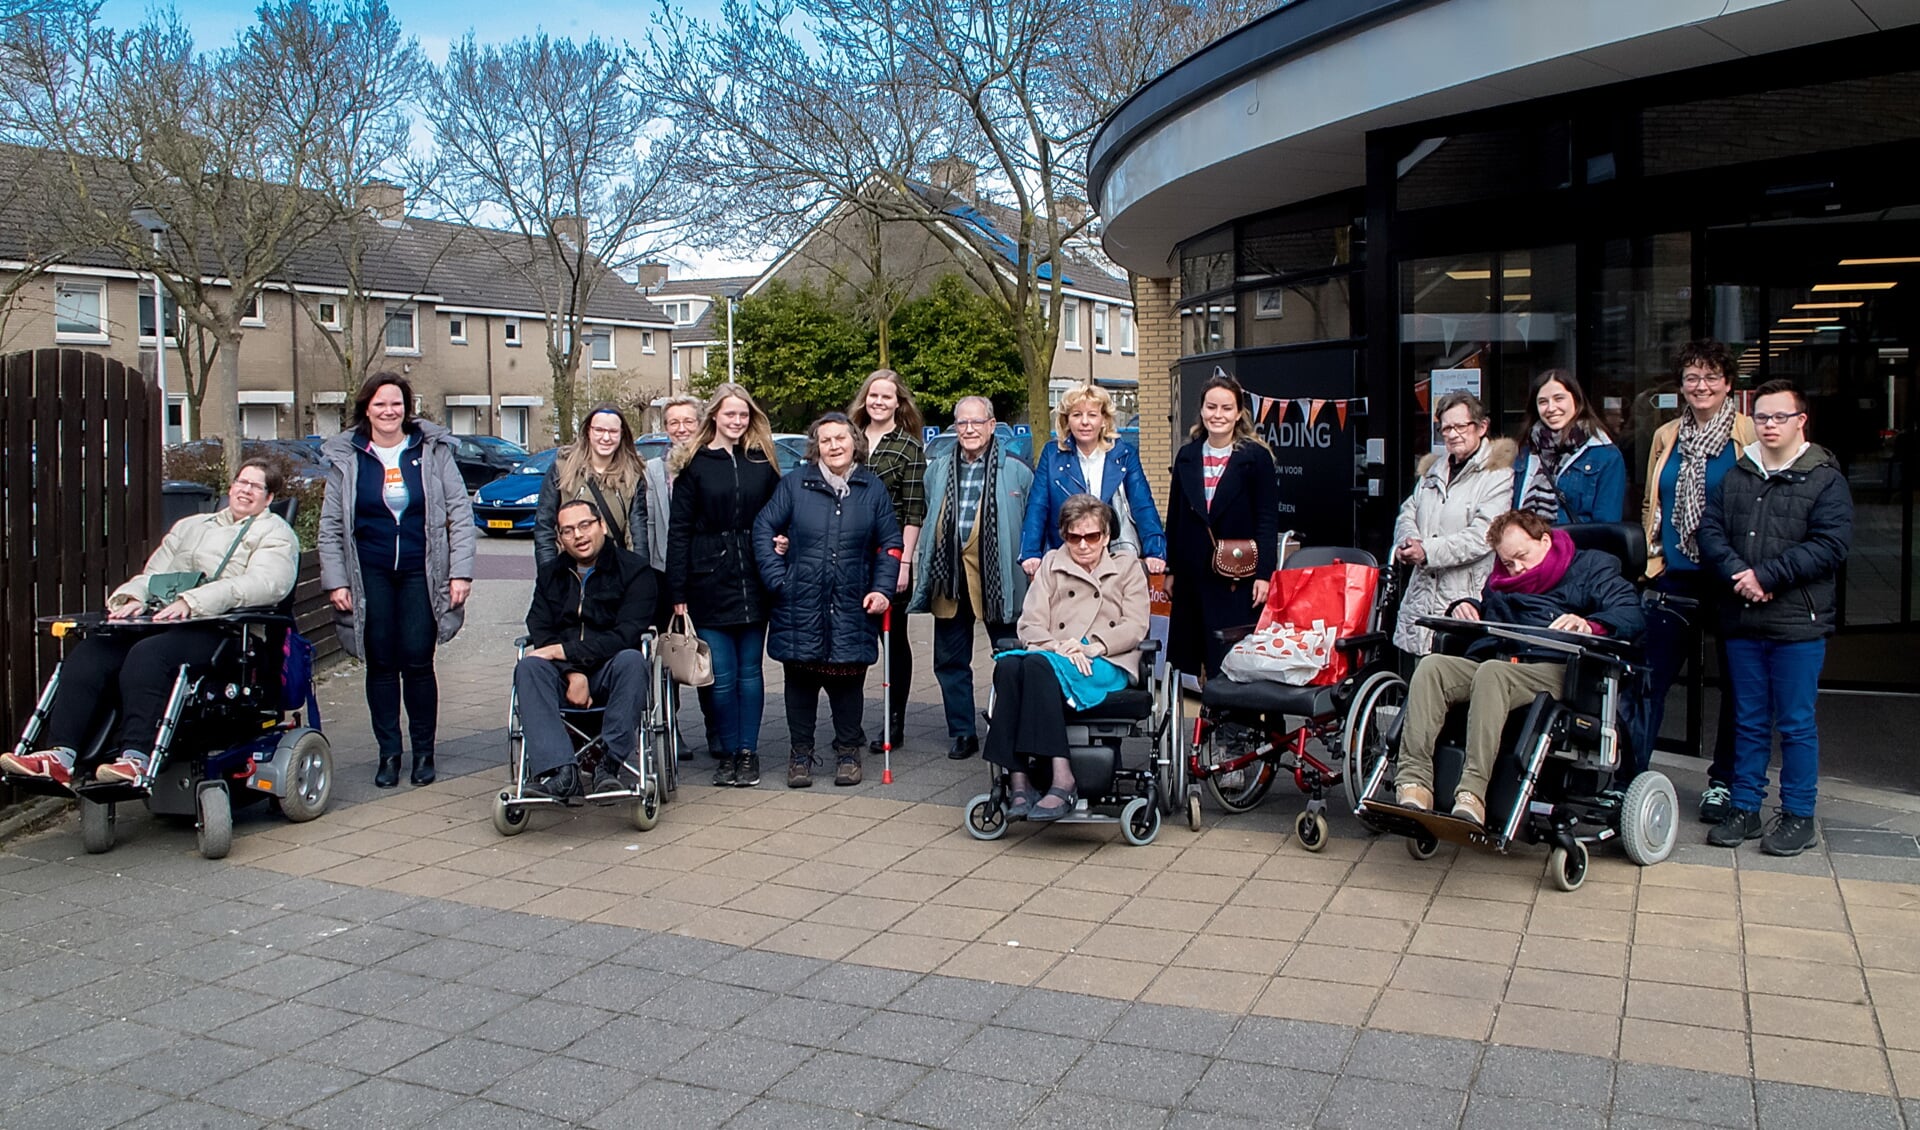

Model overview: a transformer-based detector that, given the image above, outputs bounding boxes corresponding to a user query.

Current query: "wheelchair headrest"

[270,496,298,524]
[1285,545,1379,570]
[1560,523,1647,579]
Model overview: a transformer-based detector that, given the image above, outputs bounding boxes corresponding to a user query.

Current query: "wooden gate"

[0,349,163,778]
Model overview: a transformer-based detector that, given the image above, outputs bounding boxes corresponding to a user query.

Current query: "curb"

[0,795,68,845]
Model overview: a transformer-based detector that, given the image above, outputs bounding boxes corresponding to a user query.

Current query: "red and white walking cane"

[880,604,894,785]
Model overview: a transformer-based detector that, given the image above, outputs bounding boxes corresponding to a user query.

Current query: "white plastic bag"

[1220,619,1335,686]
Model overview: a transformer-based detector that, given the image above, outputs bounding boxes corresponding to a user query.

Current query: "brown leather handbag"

[1209,535,1259,580]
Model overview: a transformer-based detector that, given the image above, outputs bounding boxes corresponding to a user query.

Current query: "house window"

[503,317,521,346]
[1093,304,1110,351]
[138,292,181,341]
[240,404,278,439]
[317,299,340,329]
[671,349,681,382]
[642,329,655,354]
[501,405,530,446]
[1119,308,1135,354]
[588,329,613,367]
[448,315,467,344]
[54,281,107,341]
[239,292,265,327]
[384,305,418,353]
[1060,297,1080,349]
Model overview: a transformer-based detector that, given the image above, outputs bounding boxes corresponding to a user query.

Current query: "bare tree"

[414,33,690,443]
[647,0,1275,428]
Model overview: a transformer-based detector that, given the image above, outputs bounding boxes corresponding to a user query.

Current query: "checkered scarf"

[928,439,1007,621]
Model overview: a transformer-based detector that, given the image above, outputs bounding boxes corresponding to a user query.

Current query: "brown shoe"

[1395,784,1433,811]
[834,751,862,787]
[1451,791,1487,826]
[787,747,815,789]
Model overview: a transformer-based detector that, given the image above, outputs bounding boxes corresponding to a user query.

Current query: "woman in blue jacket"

[1510,369,1626,525]
[755,413,903,789]
[1020,383,1165,577]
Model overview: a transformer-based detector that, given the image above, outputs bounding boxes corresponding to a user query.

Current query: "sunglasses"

[1062,529,1108,546]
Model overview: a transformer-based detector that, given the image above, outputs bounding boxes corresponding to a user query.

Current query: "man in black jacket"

[1696,380,1852,856]
[515,499,657,802]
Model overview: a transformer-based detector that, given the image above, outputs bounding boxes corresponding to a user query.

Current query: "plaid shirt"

[955,452,989,545]
[867,428,927,529]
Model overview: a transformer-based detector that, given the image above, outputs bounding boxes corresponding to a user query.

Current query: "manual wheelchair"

[492,631,677,836]
[1348,523,1683,891]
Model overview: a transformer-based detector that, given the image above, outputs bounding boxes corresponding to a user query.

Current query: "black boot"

[735,750,761,787]
[374,753,401,789]
[410,747,436,786]
[869,715,905,755]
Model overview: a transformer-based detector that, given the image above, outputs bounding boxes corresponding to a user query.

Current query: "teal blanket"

[994,648,1129,711]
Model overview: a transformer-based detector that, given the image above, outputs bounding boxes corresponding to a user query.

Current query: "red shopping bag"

[1255,562,1378,685]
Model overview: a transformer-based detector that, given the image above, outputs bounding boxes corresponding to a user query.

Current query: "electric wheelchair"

[492,631,677,836]
[1348,523,1683,891]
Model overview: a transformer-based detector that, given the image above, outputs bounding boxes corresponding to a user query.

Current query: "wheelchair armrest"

[992,636,1022,653]
[1211,623,1257,646]
[208,607,297,628]
[1334,632,1386,654]
[1647,590,1700,611]
[515,636,531,647]
[1138,639,1160,657]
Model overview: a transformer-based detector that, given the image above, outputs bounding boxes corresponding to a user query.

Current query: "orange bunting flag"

[1335,400,1349,429]
[1309,399,1327,426]
[1414,383,1431,414]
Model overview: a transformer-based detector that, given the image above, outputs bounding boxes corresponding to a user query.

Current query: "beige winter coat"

[1391,438,1516,655]
[108,507,300,618]
[1018,546,1151,683]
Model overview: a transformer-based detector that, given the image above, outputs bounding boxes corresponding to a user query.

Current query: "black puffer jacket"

[1454,545,1645,661]
[754,463,902,665]
[1696,444,1852,642]
[666,445,781,628]
[525,544,656,673]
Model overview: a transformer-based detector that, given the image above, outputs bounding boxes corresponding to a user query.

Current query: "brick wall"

[1132,275,1179,514]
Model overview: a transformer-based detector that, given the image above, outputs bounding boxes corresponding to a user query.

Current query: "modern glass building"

[1091,0,1920,690]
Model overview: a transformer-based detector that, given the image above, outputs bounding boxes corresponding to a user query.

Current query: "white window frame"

[239,291,265,328]
[1093,303,1110,352]
[316,299,341,330]
[1060,297,1081,350]
[138,291,181,345]
[383,303,420,355]
[588,328,614,368]
[1119,308,1136,355]
[448,314,467,344]
[671,348,681,382]
[503,317,521,347]
[642,329,656,354]
[53,280,109,344]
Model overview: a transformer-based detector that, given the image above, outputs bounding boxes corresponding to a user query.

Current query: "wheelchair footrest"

[2,772,81,801]
[1360,799,1506,852]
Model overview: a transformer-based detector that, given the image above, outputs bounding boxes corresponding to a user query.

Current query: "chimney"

[552,215,586,248]
[1058,196,1090,228]
[357,181,405,222]
[637,261,669,292]
[929,157,977,202]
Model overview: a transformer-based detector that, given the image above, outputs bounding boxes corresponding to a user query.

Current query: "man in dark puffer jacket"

[1696,380,1852,856]
[516,499,657,803]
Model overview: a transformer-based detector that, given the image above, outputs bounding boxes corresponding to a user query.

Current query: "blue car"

[472,448,557,535]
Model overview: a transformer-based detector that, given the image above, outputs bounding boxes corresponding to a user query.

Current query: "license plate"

[487,520,512,529]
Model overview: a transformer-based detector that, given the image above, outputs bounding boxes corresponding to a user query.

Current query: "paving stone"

[472,998,619,1053]
[377,937,515,980]
[544,964,675,1013]
[1474,1045,1615,1108]
[730,994,873,1048]
[1341,1028,1482,1090]
[298,922,432,966]
[1609,1115,1731,1130]
[837,1009,978,1066]
[300,1016,450,1074]
[220,953,358,997]
[1163,1112,1273,1129]
[1613,1063,1756,1129]
[1105,1001,1239,1055]
[193,1058,365,1120]
[213,1000,361,1049]
[724,1097,869,1130]
[419,1098,575,1130]
[791,963,921,1008]
[295,966,438,1015]
[1185,1060,1333,1122]
[1753,1081,1903,1130]
[1314,1075,1466,1129]
[33,1019,176,1071]
[768,1049,929,1112]
[288,1077,465,1129]
[118,1100,270,1129]
[130,983,280,1032]
[702,948,834,993]
[612,931,737,975]
[6,952,121,999]
[892,974,1023,1023]
[639,978,778,1029]
[308,888,423,923]
[375,900,502,938]
[0,1058,81,1109]
[482,1054,637,1123]
[1020,1090,1172,1129]
[946,1025,1092,1086]
[885,1068,1045,1130]
[149,937,281,982]
[55,967,198,1018]
[461,949,596,996]
[563,1013,711,1072]
[663,1031,816,1094]
[243,911,361,951]
[7,1079,172,1130]
[586,1080,753,1130]
[110,1036,256,1096]
[1060,1041,1210,1107]
[1462,1093,1606,1130]
[383,1035,531,1095]
[1219,1016,1355,1074]
[380,980,527,1032]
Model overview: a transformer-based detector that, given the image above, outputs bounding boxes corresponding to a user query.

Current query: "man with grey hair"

[906,397,1034,759]
[646,395,708,760]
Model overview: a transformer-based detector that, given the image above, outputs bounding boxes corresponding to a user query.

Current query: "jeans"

[42,624,226,754]
[1637,569,1736,780]
[931,588,1013,740]
[783,663,866,753]
[1398,655,1566,801]
[359,564,438,757]
[1724,636,1825,818]
[699,622,766,753]
[513,651,649,777]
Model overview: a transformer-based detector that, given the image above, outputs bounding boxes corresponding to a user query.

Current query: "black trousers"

[1637,568,1737,781]
[43,623,226,754]
[881,590,912,727]
[360,564,438,757]
[784,663,867,753]
[982,652,1069,779]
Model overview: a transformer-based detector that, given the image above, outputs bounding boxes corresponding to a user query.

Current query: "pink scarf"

[1488,528,1575,595]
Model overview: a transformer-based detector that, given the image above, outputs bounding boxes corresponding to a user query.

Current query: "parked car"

[773,433,808,473]
[924,422,1035,466]
[446,434,528,491]
[168,439,327,487]
[472,448,558,535]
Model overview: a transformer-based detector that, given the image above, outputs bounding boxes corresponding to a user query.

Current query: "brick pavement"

[4,545,1920,1128]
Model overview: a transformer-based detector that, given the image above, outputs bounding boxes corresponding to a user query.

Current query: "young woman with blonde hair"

[534,403,650,571]
[1019,383,1165,577]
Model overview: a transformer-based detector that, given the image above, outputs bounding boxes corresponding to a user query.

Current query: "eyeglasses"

[557,517,601,538]
[1062,529,1108,546]
[586,426,623,439]
[1752,411,1805,426]
[1437,423,1479,437]
[954,419,992,430]
[231,478,269,494]
[1681,375,1727,388]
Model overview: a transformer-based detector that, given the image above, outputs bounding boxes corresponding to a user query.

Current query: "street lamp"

[129,206,171,440]
[727,295,736,383]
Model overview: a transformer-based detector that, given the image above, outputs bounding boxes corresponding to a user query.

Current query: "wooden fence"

[1,349,163,795]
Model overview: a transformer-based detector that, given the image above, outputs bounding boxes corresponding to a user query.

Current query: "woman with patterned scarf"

[1510,369,1627,525]
[907,397,1034,761]
[1634,340,1755,814]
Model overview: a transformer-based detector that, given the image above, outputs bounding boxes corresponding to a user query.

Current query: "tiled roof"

[644,276,756,343]
[902,180,1132,302]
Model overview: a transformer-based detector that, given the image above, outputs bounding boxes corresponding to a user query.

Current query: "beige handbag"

[659,611,714,687]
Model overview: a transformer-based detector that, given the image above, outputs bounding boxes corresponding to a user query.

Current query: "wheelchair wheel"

[79,797,115,855]
[1406,832,1439,861]
[1202,744,1276,815]
[1153,674,1188,817]
[632,783,661,832]
[1295,810,1329,852]
[196,783,233,860]
[1619,771,1678,866]
[1342,671,1406,813]
[276,731,333,824]
[491,793,529,837]
[1186,790,1203,832]
[1547,841,1589,892]
[964,793,1008,841]
[1121,797,1161,846]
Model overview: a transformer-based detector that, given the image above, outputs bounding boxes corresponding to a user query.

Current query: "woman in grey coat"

[319,373,476,788]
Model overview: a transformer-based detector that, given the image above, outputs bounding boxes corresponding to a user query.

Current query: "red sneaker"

[0,749,75,786]
[94,752,150,784]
